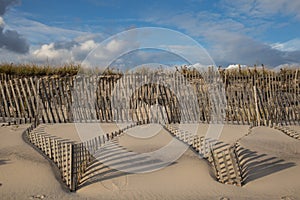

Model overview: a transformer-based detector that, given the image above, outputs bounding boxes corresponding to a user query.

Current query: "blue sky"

[0,0,300,68]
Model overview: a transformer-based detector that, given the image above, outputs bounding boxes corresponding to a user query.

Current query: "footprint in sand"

[101,176,128,192]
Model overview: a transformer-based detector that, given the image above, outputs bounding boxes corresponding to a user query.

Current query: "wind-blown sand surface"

[0,123,299,199]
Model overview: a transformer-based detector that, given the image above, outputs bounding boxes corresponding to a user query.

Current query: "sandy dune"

[0,123,299,199]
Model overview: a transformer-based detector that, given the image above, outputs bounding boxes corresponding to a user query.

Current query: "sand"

[0,123,299,199]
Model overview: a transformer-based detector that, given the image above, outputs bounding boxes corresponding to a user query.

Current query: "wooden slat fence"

[22,112,137,191]
[164,123,243,186]
[274,125,300,140]
[1,70,299,125]
[3,68,300,191]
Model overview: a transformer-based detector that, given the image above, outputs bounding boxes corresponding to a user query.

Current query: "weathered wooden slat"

[19,79,33,119]
[48,78,60,123]
[13,79,26,119]
[0,82,6,121]
[0,80,10,120]
[4,80,16,121]
[55,78,67,122]
[25,78,37,118]
[38,78,51,123]
[9,79,21,119]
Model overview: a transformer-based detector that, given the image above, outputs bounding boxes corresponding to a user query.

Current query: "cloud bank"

[145,0,300,67]
[0,0,29,53]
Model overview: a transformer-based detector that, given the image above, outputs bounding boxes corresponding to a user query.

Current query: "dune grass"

[0,63,298,78]
[0,63,80,77]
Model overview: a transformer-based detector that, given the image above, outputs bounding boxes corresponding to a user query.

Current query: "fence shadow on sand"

[235,145,296,184]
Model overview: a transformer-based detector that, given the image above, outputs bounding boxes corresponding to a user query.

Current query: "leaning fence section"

[164,124,243,186]
[23,123,74,189]
[23,118,137,191]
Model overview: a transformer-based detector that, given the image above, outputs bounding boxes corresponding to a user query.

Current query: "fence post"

[253,85,261,126]
[70,143,77,191]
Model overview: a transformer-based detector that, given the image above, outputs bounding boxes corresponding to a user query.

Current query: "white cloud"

[0,38,100,65]
[274,63,300,71]
[74,34,101,43]
[33,43,71,61]
[79,40,97,51]
[82,37,140,69]
[30,38,104,65]
[71,40,99,61]
[187,63,214,70]
[226,64,247,69]
[271,39,300,52]
[28,36,142,67]
[106,39,125,52]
